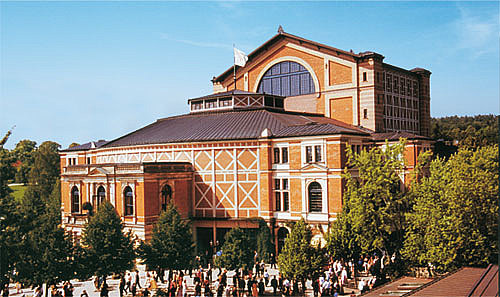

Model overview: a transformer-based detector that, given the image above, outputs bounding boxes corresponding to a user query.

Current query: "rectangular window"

[273,148,280,164]
[314,145,322,162]
[274,178,289,212]
[306,146,313,163]
[281,147,288,164]
[87,157,91,164]
[363,109,368,119]
[363,72,367,81]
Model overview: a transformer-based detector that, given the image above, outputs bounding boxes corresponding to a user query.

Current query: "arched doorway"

[96,185,106,208]
[277,227,289,254]
[160,184,172,212]
[308,182,322,212]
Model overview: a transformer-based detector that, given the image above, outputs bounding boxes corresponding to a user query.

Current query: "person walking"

[271,276,278,296]
[119,275,125,297]
[100,281,109,297]
[135,270,142,289]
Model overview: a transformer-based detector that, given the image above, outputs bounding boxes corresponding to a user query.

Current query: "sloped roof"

[371,131,431,141]
[61,140,109,152]
[102,107,369,148]
[403,267,490,297]
[213,31,370,83]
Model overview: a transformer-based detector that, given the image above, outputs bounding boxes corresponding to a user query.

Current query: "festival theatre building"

[60,30,433,253]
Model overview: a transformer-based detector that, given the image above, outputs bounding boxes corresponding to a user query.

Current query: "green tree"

[28,141,60,198]
[138,203,194,272]
[326,206,361,262]
[215,227,254,271]
[403,145,498,272]
[278,220,325,289]
[0,194,21,286]
[13,139,37,184]
[341,141,409,258]
[14,181,74,286]
[81,201,136,278]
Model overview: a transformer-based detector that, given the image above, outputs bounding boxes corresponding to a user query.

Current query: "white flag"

[234,47,248,67]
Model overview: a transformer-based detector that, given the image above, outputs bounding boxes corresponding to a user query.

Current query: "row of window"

[385,95,419,110]
[67,157,92,165]
[274,179,323,213]
[273,145,323,165]
[70,184,173,216]
[384,118,419,133]
[383,73,419,97]
[384,106,419,121]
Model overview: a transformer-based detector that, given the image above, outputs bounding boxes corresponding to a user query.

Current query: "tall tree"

[278,220,325,288]
[13,139,37,184]
[28,141,60,197]
[255,219,274,263]
[138,203,194,271]
[0,194,21,286]
[15,181,74,286]
[215,227,254,271]
[81,201,136,278]
[403,145,498,272]
[340,141,409,258]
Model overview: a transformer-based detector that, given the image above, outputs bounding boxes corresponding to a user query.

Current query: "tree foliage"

[14,180,74,286]
[339,141,410,257]
[13,139,37,184]
[81,201,136,278]
[0,193,21,285]
[138,203,194,271]
[215,227,254,271]
[28,141,60,197]
[255,219,274,263]
[430,115,498,157]
[403,145,498,272]
[278,220,325,283]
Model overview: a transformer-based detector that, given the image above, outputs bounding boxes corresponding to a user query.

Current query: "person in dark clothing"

[195,282,202,297]
[270,253,276,269]
[119,276,125,297]
[258,279,265,296]
[216,283,224,297]
[312,279,319,297]
[135,271,141,289]
[271,276,278,296]
[143,288,150,297]
[100,281,109,297]
[204,280,212,297]
[131,283,137,297]
[247,278,253,295]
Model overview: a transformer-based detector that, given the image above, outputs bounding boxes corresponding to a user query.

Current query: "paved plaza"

[5,265,360,297]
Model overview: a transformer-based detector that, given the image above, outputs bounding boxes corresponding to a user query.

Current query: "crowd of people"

[1,252,388,297]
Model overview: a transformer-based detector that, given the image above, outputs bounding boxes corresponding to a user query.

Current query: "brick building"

[60,30,433,254]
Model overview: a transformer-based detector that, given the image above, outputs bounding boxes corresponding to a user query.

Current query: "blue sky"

[1,1,498,150]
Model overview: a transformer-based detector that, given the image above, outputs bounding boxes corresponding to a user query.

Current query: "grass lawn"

[9,184,27,201]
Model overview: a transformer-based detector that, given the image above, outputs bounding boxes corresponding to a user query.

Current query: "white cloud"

[160,33,231,49]
[453,6,499,58]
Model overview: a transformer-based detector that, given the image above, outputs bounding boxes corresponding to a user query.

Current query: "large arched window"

[96,186,106,207]
[257,61,315,97]
[308,182,323,213]
[161,184,172,212]
[124,186,134,216]
[71,186,80,213]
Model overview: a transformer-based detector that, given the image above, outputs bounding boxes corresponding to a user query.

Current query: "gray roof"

[61,140,109,152]
[103,108,369,148]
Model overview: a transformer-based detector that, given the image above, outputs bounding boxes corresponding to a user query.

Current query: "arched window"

[308,182,322,213]
[257,61,315,97]
[96,186,106,207]
[277,227,289,254]
[124,186,134,216]
[71,186,80,213]
[161,184,172,212]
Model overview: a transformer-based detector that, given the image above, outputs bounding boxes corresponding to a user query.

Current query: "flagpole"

[233,44,236,90]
